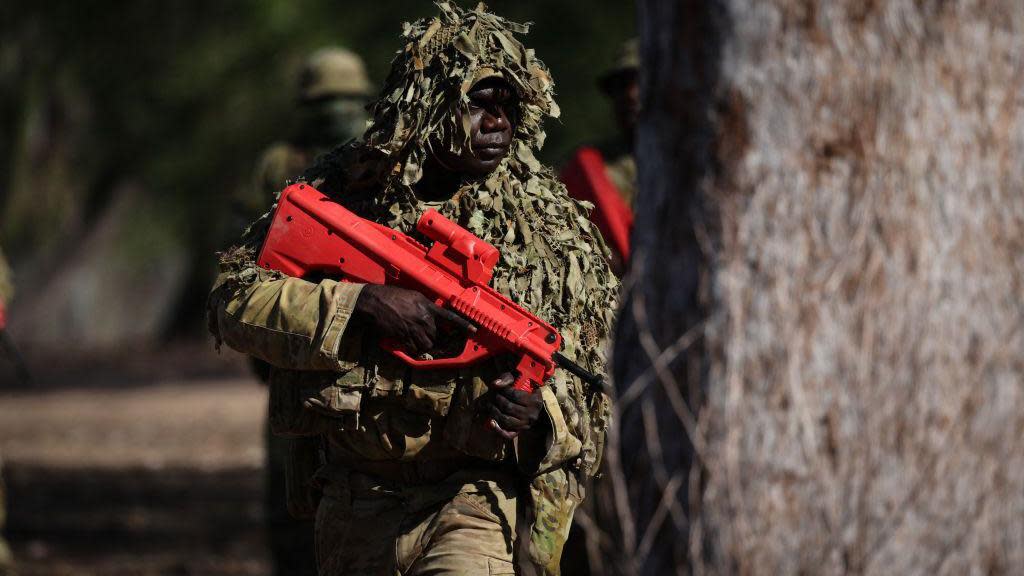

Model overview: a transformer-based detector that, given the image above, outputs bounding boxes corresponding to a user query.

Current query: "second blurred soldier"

[236,47,371,229]
[561,40,639,275]
[239,47,370,576]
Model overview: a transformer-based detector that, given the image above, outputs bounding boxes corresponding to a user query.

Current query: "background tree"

[606,0,1024,574]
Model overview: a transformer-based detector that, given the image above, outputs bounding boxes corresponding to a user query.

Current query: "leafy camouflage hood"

[363,0,559,188]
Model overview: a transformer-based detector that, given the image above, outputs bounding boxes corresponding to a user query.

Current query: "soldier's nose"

[481,110,509,133]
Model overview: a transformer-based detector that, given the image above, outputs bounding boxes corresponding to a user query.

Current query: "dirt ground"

[0,344,272,576]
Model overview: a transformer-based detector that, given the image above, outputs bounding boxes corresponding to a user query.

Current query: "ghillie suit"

[209,3,617,573]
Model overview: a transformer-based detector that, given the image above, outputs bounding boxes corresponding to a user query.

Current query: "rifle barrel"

[553,352,605,393]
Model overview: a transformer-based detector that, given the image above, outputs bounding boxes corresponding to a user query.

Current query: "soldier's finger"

[430,304,478,334]
[407,328,431,354]
[492,393,530,419]
[490,372,515,390]
[489,419,518,440]
[497,386,533,403]
[419,313,437,344]
[414,302,439,339]
[395,327,414,350]
[489,405,527,431]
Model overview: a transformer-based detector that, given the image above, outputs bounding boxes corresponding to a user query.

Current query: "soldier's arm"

[208,254,365,372]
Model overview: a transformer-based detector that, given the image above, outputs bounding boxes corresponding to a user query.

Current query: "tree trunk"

[608,1,1024,574]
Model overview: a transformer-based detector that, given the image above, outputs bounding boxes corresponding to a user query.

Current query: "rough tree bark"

[605,1,1024,575]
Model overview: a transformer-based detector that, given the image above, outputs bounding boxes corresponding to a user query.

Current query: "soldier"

[561,39,639,275]
[237,47,371,576]
[236,47,371,232]
[0,246,15,576]
[208,3,617,574]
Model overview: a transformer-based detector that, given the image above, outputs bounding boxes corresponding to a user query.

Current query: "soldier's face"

[298,97,368,148]
[437,77,518,177]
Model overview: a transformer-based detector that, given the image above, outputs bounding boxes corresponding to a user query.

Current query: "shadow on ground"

[7,465,269,576]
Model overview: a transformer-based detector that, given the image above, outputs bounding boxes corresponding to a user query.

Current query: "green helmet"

[298,47,372,101]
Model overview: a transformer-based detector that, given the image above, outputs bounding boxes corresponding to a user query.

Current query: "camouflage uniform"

[0,247,15,576]
[209,4,617,575]
[237,48,370,576]
[598,144,637,210]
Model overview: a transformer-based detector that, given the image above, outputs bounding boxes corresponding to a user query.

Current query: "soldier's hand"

[485,372,545,440]
[354,285,440,354]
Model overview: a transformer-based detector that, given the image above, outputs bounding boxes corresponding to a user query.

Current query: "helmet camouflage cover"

[299,46,372,100]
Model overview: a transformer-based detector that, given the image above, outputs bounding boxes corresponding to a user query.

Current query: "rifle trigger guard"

[380,336,490,369]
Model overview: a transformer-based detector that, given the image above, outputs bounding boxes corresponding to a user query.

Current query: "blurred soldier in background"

[561,39,639,275]
[0,246,15,576]
[234,47,372,231]
[236,47,370,576]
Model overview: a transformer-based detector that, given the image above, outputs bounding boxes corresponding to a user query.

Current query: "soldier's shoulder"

[301,141,383,199]
[256,142,309,180]
[603,152,636,185]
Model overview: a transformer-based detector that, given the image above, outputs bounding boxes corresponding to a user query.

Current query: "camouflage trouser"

[314,469,518,575]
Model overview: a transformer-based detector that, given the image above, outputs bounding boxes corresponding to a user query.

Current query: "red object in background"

[0,301,6,331]
[258,183,565,393]
[560,147,634,263]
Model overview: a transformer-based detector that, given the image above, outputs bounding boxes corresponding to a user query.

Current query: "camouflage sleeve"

[513,385,585,476]
[208,247,365,372]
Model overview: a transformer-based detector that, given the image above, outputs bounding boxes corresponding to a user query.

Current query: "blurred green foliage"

[0,0,633,333]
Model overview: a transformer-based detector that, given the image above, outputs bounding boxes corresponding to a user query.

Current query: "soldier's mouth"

[474,144,510,159]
